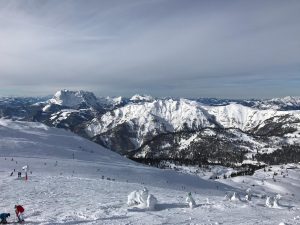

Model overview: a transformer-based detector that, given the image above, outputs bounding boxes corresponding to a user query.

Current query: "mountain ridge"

[1,89,300,169]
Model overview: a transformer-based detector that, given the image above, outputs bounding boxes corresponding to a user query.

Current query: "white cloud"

[0,0,299,98]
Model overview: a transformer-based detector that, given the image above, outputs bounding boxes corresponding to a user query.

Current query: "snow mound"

[127,188,149,207]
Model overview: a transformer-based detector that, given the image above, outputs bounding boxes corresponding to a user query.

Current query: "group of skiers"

[0,205,25,224]
[265,194,281,208]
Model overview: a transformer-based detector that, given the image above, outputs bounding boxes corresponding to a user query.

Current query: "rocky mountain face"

[86,99,218,154]
[48,90,101,109]
[252,96,300,110]
[1,90,300,168]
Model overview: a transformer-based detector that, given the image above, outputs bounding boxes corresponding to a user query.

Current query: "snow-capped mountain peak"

[85,98,216,152]
[269,96,300,106]
[49,89,99,108]
[203,103,279,130]
[99,96,124,107]
[130,94,154,102]
[252,96,300,110]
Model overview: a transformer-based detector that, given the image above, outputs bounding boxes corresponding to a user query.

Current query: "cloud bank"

[0,0,299,98]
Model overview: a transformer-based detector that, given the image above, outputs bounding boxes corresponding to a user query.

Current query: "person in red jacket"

[14,205,25,223]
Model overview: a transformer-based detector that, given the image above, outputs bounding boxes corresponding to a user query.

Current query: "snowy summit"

[49,90,100,108]
[130,94,154,102]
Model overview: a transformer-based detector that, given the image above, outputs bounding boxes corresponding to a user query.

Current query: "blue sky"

[0,0,299,98]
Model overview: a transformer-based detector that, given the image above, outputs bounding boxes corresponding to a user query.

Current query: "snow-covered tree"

[230,192,240,201]
[273,194,282,208]
[186,192,196,209]
[127,187,157,210]
[266,196,273,208]
[147,194,157,210]
[245,188,252,201]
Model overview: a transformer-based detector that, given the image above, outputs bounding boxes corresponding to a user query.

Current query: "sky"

[0,0,299,99]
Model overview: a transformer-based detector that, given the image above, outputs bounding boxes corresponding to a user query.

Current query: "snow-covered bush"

[266,194,282,208]
[186,192,196,209]
[266,196,273,207]
[127,187,148,207]
[224,192,241,201]
[230,192,240,201]
[245,188,252,201]
[147,194,157,210]
[127,187,157,210]
[245,194,251,201]
[273,198,279,208]
[273,194,281,208]
[224,193,231,201]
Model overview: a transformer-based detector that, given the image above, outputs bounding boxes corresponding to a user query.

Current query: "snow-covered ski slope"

[0,119,299,225]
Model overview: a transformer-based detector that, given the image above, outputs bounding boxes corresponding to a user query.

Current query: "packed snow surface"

[0,119,299,225]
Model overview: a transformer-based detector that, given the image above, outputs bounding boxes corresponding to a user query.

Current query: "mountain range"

[1,89,299,169]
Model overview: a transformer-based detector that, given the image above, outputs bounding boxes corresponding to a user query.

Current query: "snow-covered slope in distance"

[2,90,300,166]
[0,118,222,191]
[195,96,300,110]
[255,96,300,110]
[204,103,275,130]
[87,100,300,137]
[85,99,216,148]
[85,99,300,151]
[203,103,300,131]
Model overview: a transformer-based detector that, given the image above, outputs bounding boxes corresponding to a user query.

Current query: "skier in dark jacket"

[0,213,10,224]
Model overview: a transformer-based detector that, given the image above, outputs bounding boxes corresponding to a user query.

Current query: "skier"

[0,213,10,224]
[186,192,196,209]
[15,205,25,223]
